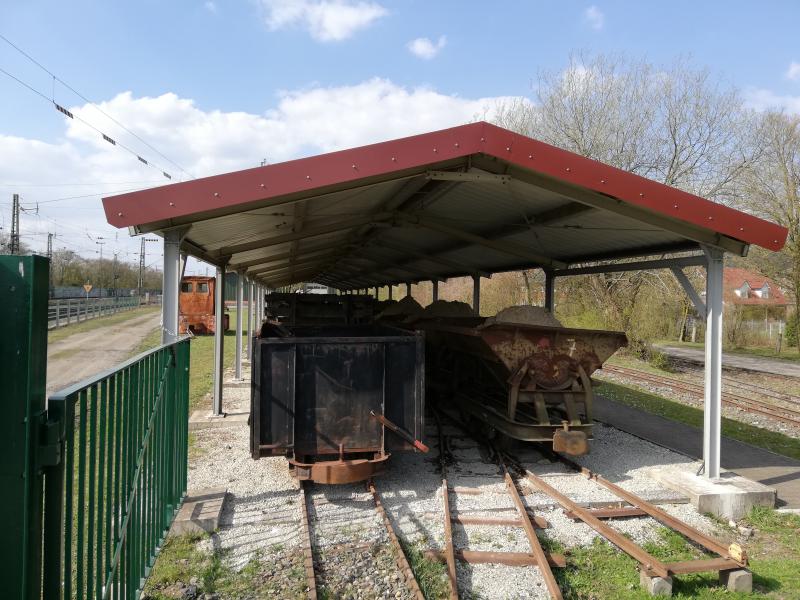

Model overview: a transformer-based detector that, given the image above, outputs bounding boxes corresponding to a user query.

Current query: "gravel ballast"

[180,363,728,599]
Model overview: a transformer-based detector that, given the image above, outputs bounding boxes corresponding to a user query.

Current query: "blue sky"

[1,0,799,267]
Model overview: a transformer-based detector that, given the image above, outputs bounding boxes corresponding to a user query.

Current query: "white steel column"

[161,229,183,344]
[472,275,481,316]
[245,279,253,359]
[212,263,226,416]
[235,271,244,380]
[432,280,439,302]
[703,248,724,479]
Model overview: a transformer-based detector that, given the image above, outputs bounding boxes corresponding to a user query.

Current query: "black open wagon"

[250,324,425,483]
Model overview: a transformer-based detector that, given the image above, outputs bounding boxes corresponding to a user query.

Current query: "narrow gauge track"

[720,376,800,404]
[602,364,800,429]
[298,480,424,600]
[435,410,751,598]
[434,411,564,599]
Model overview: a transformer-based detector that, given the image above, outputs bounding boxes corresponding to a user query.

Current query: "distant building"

[722,268,789,308]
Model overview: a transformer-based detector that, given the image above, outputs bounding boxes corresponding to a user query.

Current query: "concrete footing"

[639,571,672,596]
[170,488,227,536]
[720,569,753,593]
[189,409,249,431]
[648,466,775,520]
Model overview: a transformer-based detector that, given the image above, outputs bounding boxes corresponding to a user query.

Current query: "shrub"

[647,350,674,372]
[787,312,799,348]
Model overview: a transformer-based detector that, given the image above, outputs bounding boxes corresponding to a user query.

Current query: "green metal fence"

[45,338,191,599]
[3,255,191,600]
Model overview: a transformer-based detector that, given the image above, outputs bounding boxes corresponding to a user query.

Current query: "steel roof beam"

[553,254,706,276]
[370,239,490,277]
[500,161,749,256]
[230,244,337,270]
[248,255,341,276]
[396,212,568,270]
[216,211,393,257]
[329,252,446,282]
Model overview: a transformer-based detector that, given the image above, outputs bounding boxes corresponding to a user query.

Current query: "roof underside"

[103,122,788,290]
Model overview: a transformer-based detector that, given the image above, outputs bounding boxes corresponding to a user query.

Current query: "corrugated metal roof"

[102,122,788,289]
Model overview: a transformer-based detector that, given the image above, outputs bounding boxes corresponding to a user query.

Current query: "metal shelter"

[103,121,788,480]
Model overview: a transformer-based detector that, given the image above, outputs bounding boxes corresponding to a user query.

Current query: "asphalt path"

[656,344,800,379]
[46,310,161,397]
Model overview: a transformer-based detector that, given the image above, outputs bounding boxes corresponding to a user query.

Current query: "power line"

[0,180,163,187]
[0,32,194,180]
[0,64,175,180]
[34,186,155,205]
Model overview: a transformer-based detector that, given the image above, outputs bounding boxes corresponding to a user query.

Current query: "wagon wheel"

[529,353,576,390]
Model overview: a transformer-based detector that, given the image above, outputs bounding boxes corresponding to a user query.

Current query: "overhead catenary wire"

[0,64,175,181]
[0,32,194,180]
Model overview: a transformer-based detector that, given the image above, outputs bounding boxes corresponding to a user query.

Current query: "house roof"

[102,122,789,290]
[723,267,789,306]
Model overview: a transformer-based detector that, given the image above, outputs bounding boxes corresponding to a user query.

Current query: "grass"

[127,311,241,412]
[400,540,450,599]
[595,379,800,461]
[143,533,308,600]
[48,305,160,344]
[658,340,800,363]
[556,509,800,598]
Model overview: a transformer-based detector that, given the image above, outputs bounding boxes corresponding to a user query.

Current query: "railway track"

[298,480,424,600]
[602,364,800,429]
[434,411,563,599]
[433,410,752,598]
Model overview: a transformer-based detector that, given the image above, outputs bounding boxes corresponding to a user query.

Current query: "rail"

[43,337,191,600]
[48,296,141,330]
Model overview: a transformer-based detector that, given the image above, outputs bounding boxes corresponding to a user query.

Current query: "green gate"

[2,255,191,599]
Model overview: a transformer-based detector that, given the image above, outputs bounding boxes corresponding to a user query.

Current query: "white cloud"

[204,1,217,13]
[744,87,800,114]
[407,35,447,60]
[258,0,387,42]
[584,5,604,30]
[1,79,519,262]
[786,61,800,81]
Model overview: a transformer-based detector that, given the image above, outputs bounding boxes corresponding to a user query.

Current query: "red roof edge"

[103,121,788,253]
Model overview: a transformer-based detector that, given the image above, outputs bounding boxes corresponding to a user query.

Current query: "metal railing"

[43,338,191,600]
[48,297,141,330]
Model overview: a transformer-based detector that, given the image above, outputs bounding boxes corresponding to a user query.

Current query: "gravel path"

[47,309,160,396]
[656,344,800,378]
[185,363,728,599]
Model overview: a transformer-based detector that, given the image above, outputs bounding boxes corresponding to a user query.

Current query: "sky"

[1,0,799,276]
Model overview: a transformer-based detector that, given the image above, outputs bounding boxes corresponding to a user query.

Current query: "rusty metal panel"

[251,325,424,460]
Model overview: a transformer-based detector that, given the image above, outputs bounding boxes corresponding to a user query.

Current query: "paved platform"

[655,344,800,378]
[593,395,800,508]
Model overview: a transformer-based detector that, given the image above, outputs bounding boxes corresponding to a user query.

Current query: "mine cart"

[250,324,425,483]
[264,292,375,325]
[417,316,627,455]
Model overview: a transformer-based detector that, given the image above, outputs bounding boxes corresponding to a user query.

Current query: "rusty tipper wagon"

[250,324,425,483]
[418,316,627,455]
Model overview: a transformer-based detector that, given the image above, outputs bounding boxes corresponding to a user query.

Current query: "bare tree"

[495,53,755,201]
[740,112,800,348]
[492,54,759,346]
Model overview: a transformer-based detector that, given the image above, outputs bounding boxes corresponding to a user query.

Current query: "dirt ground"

[46,310,161,396]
